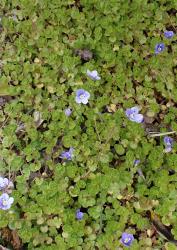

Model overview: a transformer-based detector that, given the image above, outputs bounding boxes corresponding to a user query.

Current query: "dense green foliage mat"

[0,0,176,249]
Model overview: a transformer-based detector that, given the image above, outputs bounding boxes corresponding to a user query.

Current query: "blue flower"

[125,107,143,123]
[164,30,174,39]
[60,147,74,160]
[164,136,173,153]
[155,43,165,54]
[75,89,90,104]
[0,193,14,210]
[76,209,84,220]
[134,160,140,166]
[0,177,13,190]
[0,177,9,190]
[86,70,101,81]
[120,232,134,247]
[64,108,72,117]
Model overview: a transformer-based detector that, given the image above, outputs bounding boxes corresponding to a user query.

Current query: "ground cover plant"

[0,0,176,249]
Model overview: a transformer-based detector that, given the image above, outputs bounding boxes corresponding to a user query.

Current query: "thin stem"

[0,116,9,129]
[149,131,176,137]
[80,170,91,179]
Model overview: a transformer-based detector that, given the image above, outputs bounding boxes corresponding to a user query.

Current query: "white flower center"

[2,199,7,206]
[124,237,131,243]
[130,113,136,119]
[80,94,85,99]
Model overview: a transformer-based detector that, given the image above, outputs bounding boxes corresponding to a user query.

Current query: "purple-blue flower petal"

[75,96,82,104]
[60,147,74,160]
[87,70,101,81]
[134,160,140,166]
[164,136,173,152]
[155,43,165,54]
[125,107,143,123]
[164,146,172,153]
[164,136,173,145]
[76,89,85,96]
[164,30,174,39]
[0,177,12,190]
[0,193,14,210]
[126,107,139,117]
[76,209,84,220]
[132,113,144,123]
[81,97,89,104]
[120,232,134,247]
[75,89,90,104]
[64,108,72,117]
